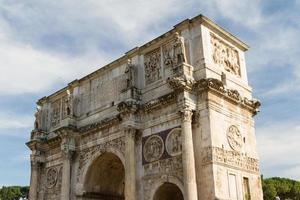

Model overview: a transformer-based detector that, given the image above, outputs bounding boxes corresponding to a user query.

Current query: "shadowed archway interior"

[153,182,184,200]
[83,152,125,200]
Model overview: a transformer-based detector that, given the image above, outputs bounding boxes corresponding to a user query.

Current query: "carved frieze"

[77,136,125,182]
[144,155,182,176]
[144,48,161,85]
[143,135,164,163]
[227,125,243,151]
[211,33,241,76]
[202,147,259,173]
[143,155,183,200]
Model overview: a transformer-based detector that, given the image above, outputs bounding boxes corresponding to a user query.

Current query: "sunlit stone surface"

[27,14,263,200]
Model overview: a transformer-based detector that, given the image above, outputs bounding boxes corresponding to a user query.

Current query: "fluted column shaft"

[61,152,72,200]
[29,159,39,200]
[124,128,137,200]
[181,108,198,200]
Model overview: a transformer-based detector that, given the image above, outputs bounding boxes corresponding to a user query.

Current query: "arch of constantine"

[27,14,263,200]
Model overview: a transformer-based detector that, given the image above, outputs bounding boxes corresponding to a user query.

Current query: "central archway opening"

[153,182,184,200]
[83,152,125,200]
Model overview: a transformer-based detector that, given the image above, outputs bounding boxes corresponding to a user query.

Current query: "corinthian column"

[60,135,75,200]
[180,107,198,200]
[124,128,137,200]
[61,152,72,200]
[29,158,39,200]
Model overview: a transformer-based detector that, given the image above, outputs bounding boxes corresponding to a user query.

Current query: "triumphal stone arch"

[27,15,263,200]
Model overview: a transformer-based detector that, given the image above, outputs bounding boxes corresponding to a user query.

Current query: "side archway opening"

[83,152,125,200]
[153,182,184,200]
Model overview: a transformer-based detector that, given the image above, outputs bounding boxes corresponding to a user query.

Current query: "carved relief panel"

[144,48,161,85]
[211,33,241,76]
[51,100,61,128]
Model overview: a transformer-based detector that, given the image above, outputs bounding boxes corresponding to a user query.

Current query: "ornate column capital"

[179,106,193,122]
[61,138,75,160]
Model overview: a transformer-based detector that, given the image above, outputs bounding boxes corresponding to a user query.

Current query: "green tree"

[0,186,29,200]
[262,177,300,200]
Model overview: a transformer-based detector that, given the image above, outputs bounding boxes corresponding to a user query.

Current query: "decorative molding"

[117,100,140,115]
[78,115,121,133]
[143,92,177,113]
[167,75,195,91]
[202,147,260,174]
[194,78,261,115]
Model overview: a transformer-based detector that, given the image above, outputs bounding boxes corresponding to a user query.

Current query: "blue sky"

[0,0,299,186]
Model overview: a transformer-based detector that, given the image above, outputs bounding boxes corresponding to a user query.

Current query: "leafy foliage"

[262,176,300,200]
[0,186,29,200]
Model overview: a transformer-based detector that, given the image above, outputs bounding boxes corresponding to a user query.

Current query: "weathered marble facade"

[27,15,263,200]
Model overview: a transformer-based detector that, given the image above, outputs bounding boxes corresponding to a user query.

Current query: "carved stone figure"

[227,125,243,151]
[65,89,73,117]
[173,32,187,66]
[143,135,164,162]
[166,129,182,156]
[34,106,42,130]
[144,48,161,85]
[211,34,241,76]
[125,59,135,88]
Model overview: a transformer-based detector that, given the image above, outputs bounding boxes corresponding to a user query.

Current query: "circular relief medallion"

[143,135,164,162]
[227,125,243,151]
[46,168,58,188]
[166,128,182,156]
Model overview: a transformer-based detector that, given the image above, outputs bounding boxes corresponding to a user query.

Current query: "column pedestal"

[181,108,198,200]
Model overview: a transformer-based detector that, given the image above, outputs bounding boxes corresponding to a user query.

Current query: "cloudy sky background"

[0,0,299,186]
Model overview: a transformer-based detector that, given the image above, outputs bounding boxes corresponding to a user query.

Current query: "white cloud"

[257,121,300,180]
[0,0,187,96]
[0,112,33,130]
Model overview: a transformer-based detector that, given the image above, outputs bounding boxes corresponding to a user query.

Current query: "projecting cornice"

[194,78,261,115]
